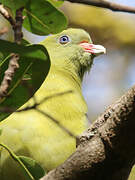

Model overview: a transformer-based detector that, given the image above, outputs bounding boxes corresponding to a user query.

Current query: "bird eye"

[59,35,70,44]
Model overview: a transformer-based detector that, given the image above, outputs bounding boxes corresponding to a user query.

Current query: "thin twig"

[66,0,135,14]
[0,6,24,100]
[36,108,77,139]
[39,90,73,105]
[0,53,19,99]
[17,90,73,113]
[0,105,34,113]
[14,7,24,44]
[0,90,73,112]
[0,89,77,139]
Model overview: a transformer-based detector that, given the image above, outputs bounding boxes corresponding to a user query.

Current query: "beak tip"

[102,48,106,54]
[80,42,106,55]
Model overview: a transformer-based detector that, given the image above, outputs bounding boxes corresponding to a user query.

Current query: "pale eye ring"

[59,35,70,44]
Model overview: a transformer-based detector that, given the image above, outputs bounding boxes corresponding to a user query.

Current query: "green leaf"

[47,0,64,7]
[1,0,28,16]
[0,39,50,121]
[23,0,67,35]
[0,143,34,180]
[19,156,45,180]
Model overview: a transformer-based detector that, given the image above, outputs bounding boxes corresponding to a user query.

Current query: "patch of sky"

[112,0,135,6]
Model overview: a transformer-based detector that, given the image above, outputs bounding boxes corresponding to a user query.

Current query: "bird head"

[40,28,106,80]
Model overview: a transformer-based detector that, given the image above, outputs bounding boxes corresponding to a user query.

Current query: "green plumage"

[0,28,97,180]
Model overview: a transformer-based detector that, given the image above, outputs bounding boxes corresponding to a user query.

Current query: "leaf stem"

[0,143,34,180]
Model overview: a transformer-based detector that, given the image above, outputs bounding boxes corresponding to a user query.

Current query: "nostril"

[80,40,88,43]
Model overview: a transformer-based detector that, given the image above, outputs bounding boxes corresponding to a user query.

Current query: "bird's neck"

[50,65,82,88]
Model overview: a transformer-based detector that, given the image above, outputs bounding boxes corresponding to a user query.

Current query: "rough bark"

[44,85,135,180]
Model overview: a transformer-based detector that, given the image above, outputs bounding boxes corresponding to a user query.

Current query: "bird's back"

[0,66,88,180]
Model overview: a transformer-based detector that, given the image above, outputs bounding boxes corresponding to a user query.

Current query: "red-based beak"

[80,42,106,55]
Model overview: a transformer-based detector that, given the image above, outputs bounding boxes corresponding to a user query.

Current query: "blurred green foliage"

[62,2,135,49]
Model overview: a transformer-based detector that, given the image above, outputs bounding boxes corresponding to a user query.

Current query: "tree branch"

[66,0,135,14]
[44,84,135,180]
